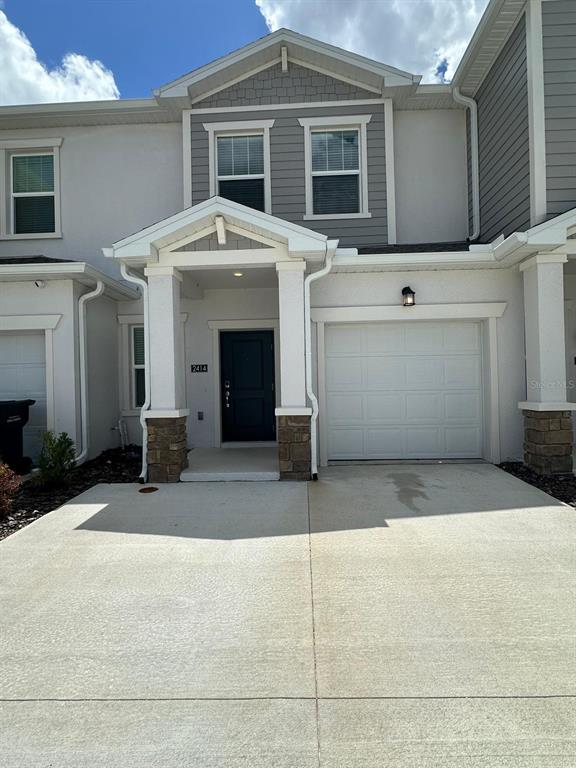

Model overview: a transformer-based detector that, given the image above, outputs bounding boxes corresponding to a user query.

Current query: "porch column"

[144,266,189,483]
[519,253,573,475]
[276,261,311,481]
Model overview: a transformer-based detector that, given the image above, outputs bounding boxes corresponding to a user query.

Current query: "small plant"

[0,463,20,517]
[36,431,76,488]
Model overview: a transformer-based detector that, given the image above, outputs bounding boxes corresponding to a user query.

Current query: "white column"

[276,261,307,410]
[145,266,186,412]
[519,253,569,407]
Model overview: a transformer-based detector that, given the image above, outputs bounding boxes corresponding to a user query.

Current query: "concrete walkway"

[0,464,574,766]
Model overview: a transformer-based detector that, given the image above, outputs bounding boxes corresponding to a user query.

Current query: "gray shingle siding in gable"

[476,15,531,242]
[543,0,576,219]
[190,103,388,247]
[195,62,377,108]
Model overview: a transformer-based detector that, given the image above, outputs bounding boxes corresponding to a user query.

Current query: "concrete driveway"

[0,464,574,766]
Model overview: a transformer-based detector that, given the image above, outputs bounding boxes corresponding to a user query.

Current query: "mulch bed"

[499,462,576,508]
[0,446,142,542]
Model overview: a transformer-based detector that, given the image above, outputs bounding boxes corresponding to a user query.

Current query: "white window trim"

[298,115,371,220]
[0,137,62,240]
[131,325,145,411]
[203,120,274,214]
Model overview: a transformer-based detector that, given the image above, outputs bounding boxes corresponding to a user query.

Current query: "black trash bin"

[0,399,36,473]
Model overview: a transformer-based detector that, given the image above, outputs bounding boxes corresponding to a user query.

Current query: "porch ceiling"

[182,267,277,294]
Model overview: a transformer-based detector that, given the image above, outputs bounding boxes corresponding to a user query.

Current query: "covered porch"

[105,197,337,482]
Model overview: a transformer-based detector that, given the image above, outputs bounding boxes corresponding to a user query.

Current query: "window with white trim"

[0,138,62,238]
[217,134,265,211]
[203,120,274,214]
[132,326,145,409]
[11,154,55,234]
[311,129,360,215]
[298,115,371,220]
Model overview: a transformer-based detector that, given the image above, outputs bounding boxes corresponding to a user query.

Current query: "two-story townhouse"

[1,0,575,482]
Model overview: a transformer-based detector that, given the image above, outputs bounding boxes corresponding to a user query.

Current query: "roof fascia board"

[452,0,508,87]
[0,98,161,119]
[157,28,417,99]
[0,261,138,299]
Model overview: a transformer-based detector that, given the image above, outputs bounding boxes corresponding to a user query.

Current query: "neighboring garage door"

[324,321,483,460]
[0,332,47,462]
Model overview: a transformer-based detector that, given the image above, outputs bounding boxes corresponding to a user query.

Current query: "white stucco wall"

[311,267,526,461]
[0,123,182,278]
[85,294,120,457]
[394,109,469,245]
[0,279,80,447]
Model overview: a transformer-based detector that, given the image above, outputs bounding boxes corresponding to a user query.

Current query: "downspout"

[304,243,336,480]
[453,86,480,241]
[75,280,105,464]
[120,263,150,482]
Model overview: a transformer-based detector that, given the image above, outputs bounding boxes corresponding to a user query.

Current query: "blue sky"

[4,0,269,99]
[0,0,489,105]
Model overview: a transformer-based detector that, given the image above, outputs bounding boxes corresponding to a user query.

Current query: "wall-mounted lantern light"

[402,286,415,307]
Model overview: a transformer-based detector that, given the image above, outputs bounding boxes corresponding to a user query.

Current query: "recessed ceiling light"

[233,272,243,277]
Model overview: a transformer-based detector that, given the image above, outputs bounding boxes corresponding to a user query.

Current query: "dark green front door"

[220,330,275,442]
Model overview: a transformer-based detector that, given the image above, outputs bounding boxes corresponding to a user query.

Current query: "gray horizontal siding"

[543,0,576,217]
[196,62,376,108]
[190,103,387,248]
[476,15,531,242]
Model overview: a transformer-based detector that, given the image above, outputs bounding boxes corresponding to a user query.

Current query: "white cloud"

[0,10,119,105]
[255,0,490,83]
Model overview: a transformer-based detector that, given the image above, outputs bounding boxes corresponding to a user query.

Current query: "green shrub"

[0,463,20,517]
[36,431,76,488]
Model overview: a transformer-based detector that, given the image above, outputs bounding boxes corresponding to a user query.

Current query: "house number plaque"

[191,364,208,373]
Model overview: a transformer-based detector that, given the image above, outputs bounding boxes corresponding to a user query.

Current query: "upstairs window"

[0,137,62,239]
[299,115,371,220]
[12,154,55,234]
[217,134,265,211]
[203,120,274,214]
[311,130,359,215]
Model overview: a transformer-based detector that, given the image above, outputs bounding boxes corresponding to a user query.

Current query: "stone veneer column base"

[523,410,573,476]
[277,415,311,481]
[147,417,188,483]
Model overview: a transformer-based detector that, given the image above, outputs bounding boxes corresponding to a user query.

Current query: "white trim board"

[0,314,62,330]
[311,302,507,323]
[192,97,386,115]
[383,98,397,244]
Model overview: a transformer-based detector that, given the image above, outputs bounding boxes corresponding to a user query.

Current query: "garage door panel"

[365,428,404,457]
[0,332,47,463]
[405,324,444,353]
[327,394,364,423]
[366,393,404,421]
[364,325,404,353]
[405,427,442,456]
[444,357,481,388]
[326,357,364,388]
[328,429,365,458]
[445,392,482,421]
[366,357,406,388]
[405,393,443,421]
[325,325,362,354]
[445,426,482,455]
[406,358,444,387]
[325,322,483,460]
[443,323,480,351]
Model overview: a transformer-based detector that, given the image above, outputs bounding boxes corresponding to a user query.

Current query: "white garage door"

[325,321,483,460]
[0,332,47,462]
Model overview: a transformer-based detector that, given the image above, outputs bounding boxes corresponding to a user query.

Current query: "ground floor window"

[131,326,145,408]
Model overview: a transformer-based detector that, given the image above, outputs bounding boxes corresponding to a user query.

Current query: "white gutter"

[120,263,150,482]
[304,241,337,479]
[453,87,480,242]
[75,280,104,464]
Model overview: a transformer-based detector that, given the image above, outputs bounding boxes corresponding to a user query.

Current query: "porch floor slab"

[180,447,279,482]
